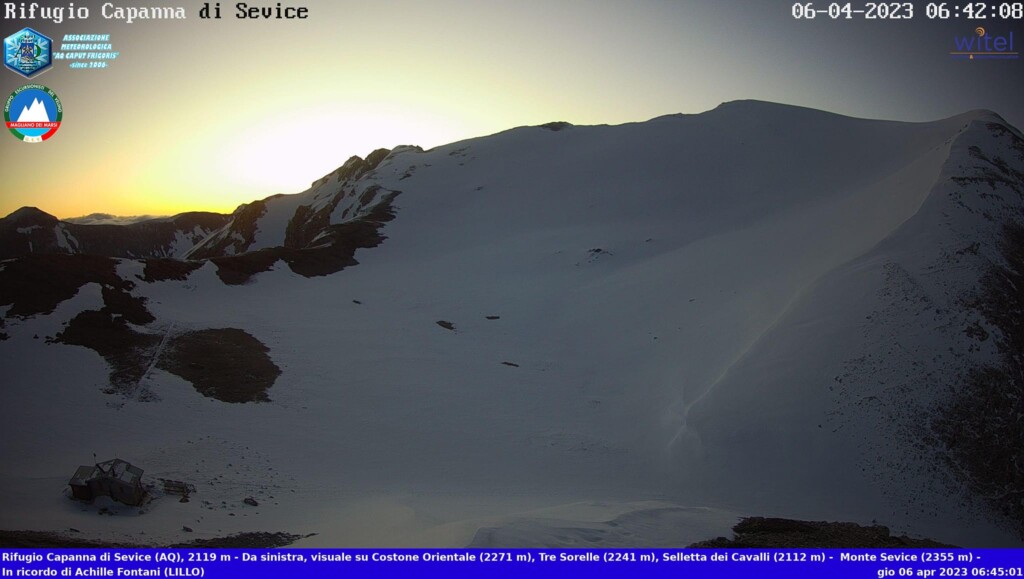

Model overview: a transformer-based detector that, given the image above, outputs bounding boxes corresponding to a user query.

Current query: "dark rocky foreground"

[0,207,229,261]
[0,254,282,403]
[0,530,309,548]
[931,220,1024,537]
[689,517,954,548]
[1,517,951,549]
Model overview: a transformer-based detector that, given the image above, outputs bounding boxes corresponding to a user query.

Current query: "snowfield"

[2,101,1023,547]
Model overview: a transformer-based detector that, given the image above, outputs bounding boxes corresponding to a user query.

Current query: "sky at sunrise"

[1,0,1021,218]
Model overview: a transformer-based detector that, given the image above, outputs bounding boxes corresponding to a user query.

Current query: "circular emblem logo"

[4,84,61,143]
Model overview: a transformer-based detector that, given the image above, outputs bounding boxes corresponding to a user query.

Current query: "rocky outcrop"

[0,208,229,260]
[690,517,954,548]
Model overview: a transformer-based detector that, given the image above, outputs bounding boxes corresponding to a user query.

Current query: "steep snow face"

[1,102,1022,547]
[674,116,1024,545]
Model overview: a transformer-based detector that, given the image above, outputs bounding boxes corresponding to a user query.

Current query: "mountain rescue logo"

[4,84,62,143]
[3,28,52,78]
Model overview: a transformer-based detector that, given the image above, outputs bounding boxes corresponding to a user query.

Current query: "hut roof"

[68,459,143,486]
[96,458,143,485]
[68,465,99,486]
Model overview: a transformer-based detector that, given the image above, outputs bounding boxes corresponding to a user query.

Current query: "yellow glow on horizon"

[214,104,473,198]
[75,83,586,219]
[41,41,590,219]
[30,96,569,220]
[1,2,736,221]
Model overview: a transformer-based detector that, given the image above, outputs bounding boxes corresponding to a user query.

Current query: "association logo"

[4,28,52,78]
[4,84,62,143]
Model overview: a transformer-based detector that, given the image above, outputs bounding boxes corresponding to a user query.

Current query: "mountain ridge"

[0,207,230,260]
[4,100,1019,266]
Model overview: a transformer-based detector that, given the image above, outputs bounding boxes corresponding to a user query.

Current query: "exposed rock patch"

[284,200,340,249]
[689,517,954,548]
[210,192,399,284]
[0,530,308,549]
[55,311,160,396]
[310,149,390,189]
[0,254,164,395]
[100,286,154,325]
[933,221,1024,536]
[0,208,229,260]
[67,212,230,259]
[140,258,203,282]
[0,254,129,318]
[158,329,281,403]
[210,249,281,285]
[57,319,281,403]
[6,258,285,403]
[169,532,309,549]
[185,200,268,260]
[538,121,572,132]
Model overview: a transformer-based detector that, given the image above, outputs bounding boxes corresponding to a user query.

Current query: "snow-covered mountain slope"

[1,101,1023,547]
[674,116,1024,542]
[0,207,230,259]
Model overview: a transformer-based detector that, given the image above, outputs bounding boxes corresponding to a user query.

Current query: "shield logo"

[20,37,36,62]
[4,28,52,78]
